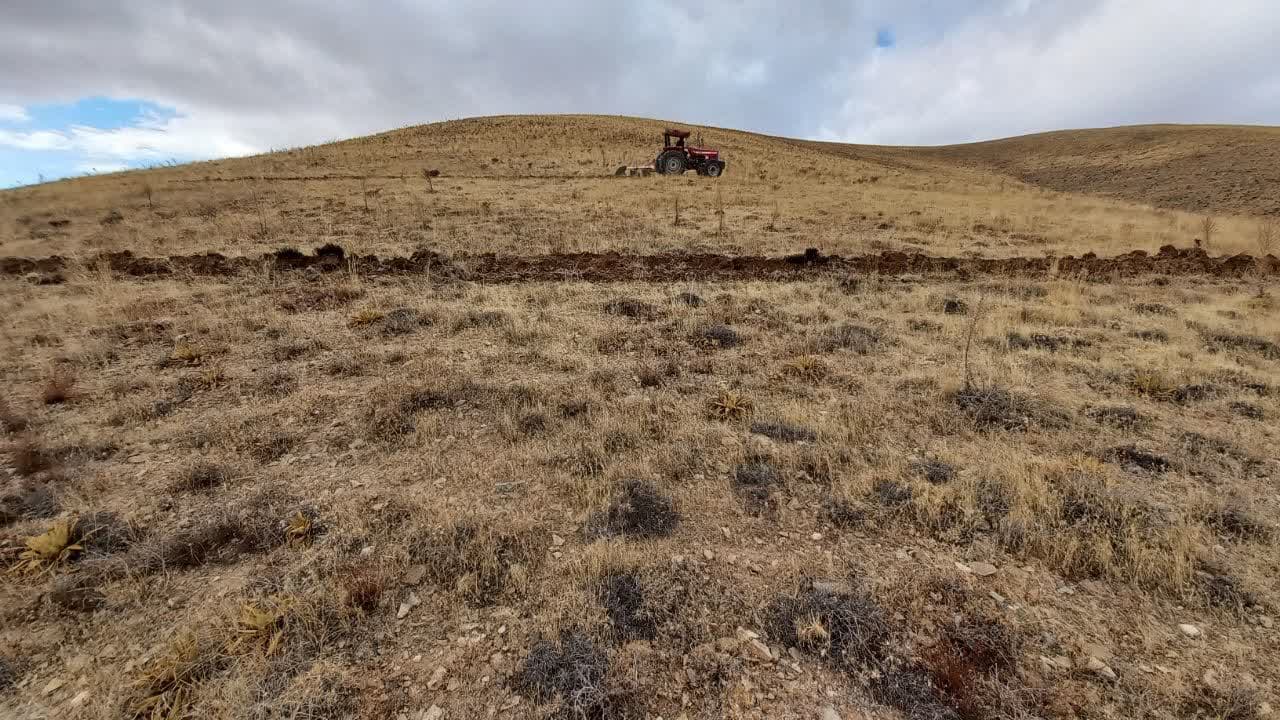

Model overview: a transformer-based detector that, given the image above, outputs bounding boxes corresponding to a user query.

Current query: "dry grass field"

[1,115,1279,720]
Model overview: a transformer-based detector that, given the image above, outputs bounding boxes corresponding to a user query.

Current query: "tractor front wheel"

[661,153,687,175]
[705,161,724,178]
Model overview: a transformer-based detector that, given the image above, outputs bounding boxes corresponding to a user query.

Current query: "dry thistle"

[1130,369,1177,400]
[170,342,205,367]
[228,599,291,656]
[284,511,315,546]
[1200,215,1217,250]
[708,390,754,420]
[12,519,81,574]
[782,355,828,381]
[348,308,385,328]
[129,632,214,720]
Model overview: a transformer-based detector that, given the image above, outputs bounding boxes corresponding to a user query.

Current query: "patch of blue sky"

[0,97,180,187]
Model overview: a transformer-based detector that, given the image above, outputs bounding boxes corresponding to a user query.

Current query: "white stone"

[1179,624,1202,638]
[969,562,998,577]
[1086,656,1117,682]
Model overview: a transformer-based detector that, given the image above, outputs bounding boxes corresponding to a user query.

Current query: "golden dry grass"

[2,115,1275,262]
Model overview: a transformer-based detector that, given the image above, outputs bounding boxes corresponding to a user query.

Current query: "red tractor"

[654,128,726,177]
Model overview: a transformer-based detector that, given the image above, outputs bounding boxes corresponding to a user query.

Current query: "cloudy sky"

[3,0,1278,186]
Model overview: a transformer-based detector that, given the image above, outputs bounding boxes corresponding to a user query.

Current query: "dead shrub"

[765,580,892,669]
[255,369,297,398]
[324,353,370,377]
[452,309,510,332]
[599,572,658,642]
[413,519,544,606]
[588,480,680,539]
[172,461,239,493]
[0,656,17,694]
[870,662,961,720]
[1229,401,1265,420]
[1132,302,1176,316]
[813,323,883,354]
[381,307,430,337]
[41,369,76,405]
[511,630,611,719]
[697,324,741,349]
[1201,330,1280,360]
[603,297,658,319]
[0,400,27,434]
[951,386,1066,432]
[1130,328,1169,343]
[72,511,141,555]
[750,419,816,443]
[675,291,705,307]
[733,459,782,516]
[246,430,297,464]
[339,564,387,614]
[1104,445,1171,473]
[1179,684,1261,720]
[1086,405,1145,429]
[277,285,364,313]
[1203,500,1272,542]
[10,437,50,476]
[0,482,58,527]
[911,457,956,485]
[269,339,325,362]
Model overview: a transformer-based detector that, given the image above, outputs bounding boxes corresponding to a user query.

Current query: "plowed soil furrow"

[2,245,1275,283]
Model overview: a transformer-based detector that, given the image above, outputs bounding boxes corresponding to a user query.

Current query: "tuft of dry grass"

[40,368,76,405]
[707,389,754,420]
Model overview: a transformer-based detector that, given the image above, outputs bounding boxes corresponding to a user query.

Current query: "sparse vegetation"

[1,115,1277,719]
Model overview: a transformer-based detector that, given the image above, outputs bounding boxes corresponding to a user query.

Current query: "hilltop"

[2,116,1276,262]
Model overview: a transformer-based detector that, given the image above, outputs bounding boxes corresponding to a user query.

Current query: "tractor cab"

[663,128,691,149]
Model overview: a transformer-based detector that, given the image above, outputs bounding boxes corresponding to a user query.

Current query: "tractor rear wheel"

[705,161,724,178]
[661,153,687,175]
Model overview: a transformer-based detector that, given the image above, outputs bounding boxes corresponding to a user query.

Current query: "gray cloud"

[1,0,1278,167]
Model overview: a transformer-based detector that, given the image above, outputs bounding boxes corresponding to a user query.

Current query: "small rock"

[422,705,443,720]
[1086,656,1117,682]
[70,690,91,706]
[1083,643,1113,662]
[427,666,446,689]
[810,532,823,541]
[42,678,66,695]
[745,639,773,662]
[551,534,565,547]
[820,706,842,720]
[1039,655,1072,672]
[969,561,998,577]
[703,549,715,561]
[397,592,421,619]
[1260,615,1274,629]
[403,565,427,586]
[1179,624,1202,638]
[360,545,376,557]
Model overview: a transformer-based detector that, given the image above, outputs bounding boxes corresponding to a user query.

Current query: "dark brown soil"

[3,245,1275,284]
